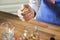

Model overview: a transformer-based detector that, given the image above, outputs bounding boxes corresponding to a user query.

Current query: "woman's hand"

[18,4,35,21]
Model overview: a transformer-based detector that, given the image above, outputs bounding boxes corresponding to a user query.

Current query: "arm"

[29,0,41,13]
[18,0,41,21]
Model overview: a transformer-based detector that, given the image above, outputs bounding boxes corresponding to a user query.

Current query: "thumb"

[18,10,25,21]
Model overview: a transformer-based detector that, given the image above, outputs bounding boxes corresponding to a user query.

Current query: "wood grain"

[0,11,60,40]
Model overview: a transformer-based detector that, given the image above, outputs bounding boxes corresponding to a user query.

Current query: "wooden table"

[0,11,60,40]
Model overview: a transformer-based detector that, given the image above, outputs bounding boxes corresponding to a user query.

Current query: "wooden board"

[0,11,60,40]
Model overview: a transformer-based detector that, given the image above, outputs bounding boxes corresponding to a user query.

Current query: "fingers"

[23,12,32,18]
[21,8,34,18]
[23,13,34,21]
[18,10,33,21]
[18,4,35,21]
[21,4,31,15]
[21,9,30,16]
[18,10,25,21]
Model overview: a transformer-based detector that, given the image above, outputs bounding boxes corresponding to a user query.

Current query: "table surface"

[0,11,60,40]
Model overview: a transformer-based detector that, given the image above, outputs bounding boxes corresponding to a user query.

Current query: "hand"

[18,4,35,21]
[47,0,55,4]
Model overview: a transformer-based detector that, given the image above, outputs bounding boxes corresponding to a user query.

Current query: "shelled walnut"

[22,8,29,13]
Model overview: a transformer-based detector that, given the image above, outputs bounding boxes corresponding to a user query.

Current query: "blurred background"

[0,0,28,15]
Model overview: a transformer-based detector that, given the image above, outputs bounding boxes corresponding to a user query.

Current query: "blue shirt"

[36,0,60,25]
